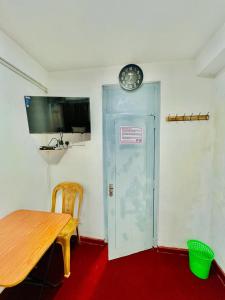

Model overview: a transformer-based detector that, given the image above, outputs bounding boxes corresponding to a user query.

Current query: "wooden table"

[0,209,71,288]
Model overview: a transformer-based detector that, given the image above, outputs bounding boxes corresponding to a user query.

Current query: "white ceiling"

[0,0,225,71]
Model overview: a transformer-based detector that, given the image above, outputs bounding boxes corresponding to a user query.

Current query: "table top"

[0,209,71,287]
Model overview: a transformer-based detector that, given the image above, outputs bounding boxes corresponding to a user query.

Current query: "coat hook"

[190,113,193,121]
[198,112,201,120]
[207,112,210,120]
[175,114,177,121]
[183,113,185,121]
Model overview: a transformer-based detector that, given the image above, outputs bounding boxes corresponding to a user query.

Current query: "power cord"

[47,132,70,149]
[59,132,64,146]
[48,138,59,148]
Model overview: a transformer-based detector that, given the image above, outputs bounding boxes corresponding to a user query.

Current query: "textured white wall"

[0,30,49,218]
[48,61,214,247]
[211,71,225,271]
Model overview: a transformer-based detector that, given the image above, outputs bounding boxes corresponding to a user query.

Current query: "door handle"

[109,184,114,197]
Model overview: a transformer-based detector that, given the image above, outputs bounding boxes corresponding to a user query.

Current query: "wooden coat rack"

[166,113,210,122]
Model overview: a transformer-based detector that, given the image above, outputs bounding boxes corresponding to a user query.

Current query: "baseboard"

[156,246,188,256]
[156,246,225,286]
[80,236,106,246]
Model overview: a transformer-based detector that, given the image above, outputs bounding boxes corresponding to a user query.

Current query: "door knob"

[109,184,114,197]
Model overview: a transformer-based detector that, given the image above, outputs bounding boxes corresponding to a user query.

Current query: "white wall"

[211,71,225,271]
[0,30,50,217]
[48,61,214,247]
[0,30,47,84]
[196,22,225,78]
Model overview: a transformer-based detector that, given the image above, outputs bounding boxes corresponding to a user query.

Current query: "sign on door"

[120,126,143,144]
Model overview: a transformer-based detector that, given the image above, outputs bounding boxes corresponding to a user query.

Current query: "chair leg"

[76,227,80,244]
[59,238,71,278]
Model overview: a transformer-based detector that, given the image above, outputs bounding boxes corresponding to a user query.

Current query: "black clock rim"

[119,64,143,91]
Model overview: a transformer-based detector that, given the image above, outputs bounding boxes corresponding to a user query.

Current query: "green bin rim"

[187,239,214,260]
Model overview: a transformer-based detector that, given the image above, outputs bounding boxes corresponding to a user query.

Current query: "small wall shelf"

[38,148,68,164]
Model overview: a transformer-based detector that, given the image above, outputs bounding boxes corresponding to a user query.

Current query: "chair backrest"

[51,182,83,219]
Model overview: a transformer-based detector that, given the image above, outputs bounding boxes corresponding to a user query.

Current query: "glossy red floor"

[1,241,224,300]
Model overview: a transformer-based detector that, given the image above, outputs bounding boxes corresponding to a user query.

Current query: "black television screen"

[24,96,91,134]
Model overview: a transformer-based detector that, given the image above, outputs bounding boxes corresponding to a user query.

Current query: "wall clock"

[119,64,143,91]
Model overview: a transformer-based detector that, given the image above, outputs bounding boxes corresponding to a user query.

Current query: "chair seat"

[57,218,79,238]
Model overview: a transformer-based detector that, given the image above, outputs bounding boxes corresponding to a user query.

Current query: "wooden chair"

[51,182,83,278]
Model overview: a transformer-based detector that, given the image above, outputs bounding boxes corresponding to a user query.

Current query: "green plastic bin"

[187,240,214,279]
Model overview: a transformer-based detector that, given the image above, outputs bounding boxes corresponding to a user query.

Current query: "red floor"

[1,241,224,300]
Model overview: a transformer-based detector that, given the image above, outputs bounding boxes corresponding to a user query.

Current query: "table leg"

[23,242,63,299]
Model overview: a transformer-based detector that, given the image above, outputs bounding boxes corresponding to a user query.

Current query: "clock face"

[119,64,143,91]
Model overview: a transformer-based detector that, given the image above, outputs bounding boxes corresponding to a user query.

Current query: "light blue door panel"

[107,114,154,259]
[103,83,160,260]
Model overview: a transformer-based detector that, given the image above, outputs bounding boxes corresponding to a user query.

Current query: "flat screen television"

[24,96,91,134]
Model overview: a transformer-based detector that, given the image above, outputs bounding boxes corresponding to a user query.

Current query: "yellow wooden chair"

[51,182,83,278]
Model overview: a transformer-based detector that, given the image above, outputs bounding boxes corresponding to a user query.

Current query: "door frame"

[102,82,160,247]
